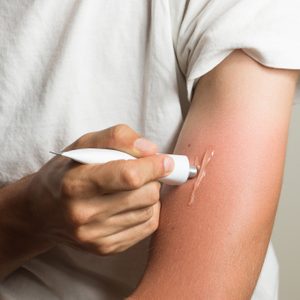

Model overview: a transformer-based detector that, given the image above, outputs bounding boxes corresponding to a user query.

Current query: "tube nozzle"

[188,166,198,179]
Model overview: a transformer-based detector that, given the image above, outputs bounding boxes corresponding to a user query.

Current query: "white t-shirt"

[0,1,299,299]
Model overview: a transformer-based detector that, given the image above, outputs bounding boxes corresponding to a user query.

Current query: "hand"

[26,124,174,255]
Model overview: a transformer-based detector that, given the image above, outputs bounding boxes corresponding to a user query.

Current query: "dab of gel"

[188,147,215,206]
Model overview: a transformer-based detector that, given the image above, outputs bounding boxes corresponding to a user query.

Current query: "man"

[1,1,299,299]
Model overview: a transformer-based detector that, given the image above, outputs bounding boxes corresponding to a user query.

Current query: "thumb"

[66,124,158,158]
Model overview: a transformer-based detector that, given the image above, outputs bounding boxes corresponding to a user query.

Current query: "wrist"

[0,174,53,275]
[15,173,54,251]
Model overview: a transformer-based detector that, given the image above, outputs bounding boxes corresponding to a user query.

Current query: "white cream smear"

[188,147,215,206]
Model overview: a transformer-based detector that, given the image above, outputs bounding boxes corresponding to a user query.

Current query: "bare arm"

[128,50,299,299]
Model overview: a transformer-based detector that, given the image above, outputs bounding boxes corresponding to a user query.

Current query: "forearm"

[128,50,299,299]
[0,174,52,280]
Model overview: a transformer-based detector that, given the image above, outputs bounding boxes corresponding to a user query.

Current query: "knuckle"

[98,241,115,256]
[74,226,90,243]
[61,176,87,198]
[76,134,87,146]
[67,203,89,226]
[121,167,141,189]
[61,177,75,198]
[109,124,130,144]
[75,132,94,148]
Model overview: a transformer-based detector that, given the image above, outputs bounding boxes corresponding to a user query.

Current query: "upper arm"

[129,50,299,299]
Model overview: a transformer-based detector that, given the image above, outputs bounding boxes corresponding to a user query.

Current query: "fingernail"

[134,138,157,153]
[164,156,174,173]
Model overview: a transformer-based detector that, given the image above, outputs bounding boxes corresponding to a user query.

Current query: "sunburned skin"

[128,50,298,299]
[188,146,215,206]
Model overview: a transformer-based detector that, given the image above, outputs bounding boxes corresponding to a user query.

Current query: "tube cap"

[159,154,191,185]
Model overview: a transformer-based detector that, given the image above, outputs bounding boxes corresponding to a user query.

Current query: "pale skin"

[0,124,174,280]
[127,50,299,299]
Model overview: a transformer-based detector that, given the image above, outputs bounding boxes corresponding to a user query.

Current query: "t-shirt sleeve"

[174,0,300,105]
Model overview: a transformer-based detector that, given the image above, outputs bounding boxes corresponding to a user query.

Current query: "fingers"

[80,201,161,255]
[78,204,156,240]
[96,201,161,255]
[65,124,158,158]
[64,181,161,227]
[86,154,174,192]
[106,205,155,234]
[91,181,161,217]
